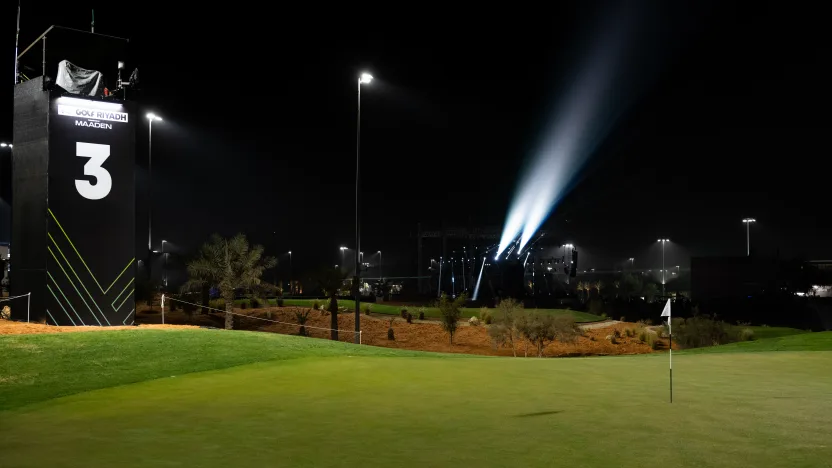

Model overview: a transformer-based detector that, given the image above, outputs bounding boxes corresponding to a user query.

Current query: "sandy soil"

[0,320,193,335]
[2,306,671,357]
[139,306,671,357]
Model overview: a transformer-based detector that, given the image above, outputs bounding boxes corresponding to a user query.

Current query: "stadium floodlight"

[359,72,373,84]
[742,218,756,256]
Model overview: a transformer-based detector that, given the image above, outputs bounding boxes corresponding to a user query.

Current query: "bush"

[651,339,661,350]
[625,328,635,338]
[363,304,371,315]
[249,297,260,308]
[606,334,618,344]
[265,309,273,319]
[613,329,621,338]
[419,311,425,320]
[312,300,321,310]
[638,330,648,343]
[620,316,626,322]
[1,305,11,320]
[406,312,413,324]
[295,309,311,337]
[739,328,755,341]
[240,301,247,310]
[672,316,739,349]
[484,314,493,325]
[468,316,480,326]
[208,299,226,311]
[387,319,395,340]
[277,297,284,307]
[400,308,408,318]
[438,293,466,345]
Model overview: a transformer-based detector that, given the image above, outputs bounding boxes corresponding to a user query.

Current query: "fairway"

[2,330,832,467]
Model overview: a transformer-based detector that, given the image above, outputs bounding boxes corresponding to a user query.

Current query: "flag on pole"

[661,298,673,403]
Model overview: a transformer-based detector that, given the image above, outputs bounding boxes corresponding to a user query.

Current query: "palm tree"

[315,267,347,340]
[594,280,603,298]
[184,234,276,329]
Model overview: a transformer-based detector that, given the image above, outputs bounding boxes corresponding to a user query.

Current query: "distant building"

[690,256,778,301]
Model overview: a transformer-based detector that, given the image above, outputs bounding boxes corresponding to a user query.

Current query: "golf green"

[2,330,831,467]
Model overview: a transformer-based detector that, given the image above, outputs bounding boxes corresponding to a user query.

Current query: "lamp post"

[378,251,382,281]
[146,113,162,282]
[340,246,347,272]
[742,218,756,256]
[657,239,670,296]
[629,258,635,271]
[161,240,168,291]
[354,71,373,344]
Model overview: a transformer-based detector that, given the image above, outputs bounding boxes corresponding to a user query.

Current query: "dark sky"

[1,1,829,278]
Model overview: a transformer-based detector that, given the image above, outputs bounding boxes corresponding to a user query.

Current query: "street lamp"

[162,240,168,291]
[288,251,293,295]
[340,246,347,271]
[657,239,670,296]
[742,218,756,256]
[354,71,373,344]
[146,112,163,282]
[378,251,383,281]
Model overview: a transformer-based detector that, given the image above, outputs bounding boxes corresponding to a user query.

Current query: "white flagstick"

[661,299,672,403]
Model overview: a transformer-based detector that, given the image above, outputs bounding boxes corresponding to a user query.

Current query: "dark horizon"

[1,1,829,279]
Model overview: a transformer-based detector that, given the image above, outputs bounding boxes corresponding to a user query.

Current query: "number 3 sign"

[75,142,112,200]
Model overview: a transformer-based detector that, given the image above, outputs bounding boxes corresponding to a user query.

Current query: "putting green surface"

[2,330,831,468]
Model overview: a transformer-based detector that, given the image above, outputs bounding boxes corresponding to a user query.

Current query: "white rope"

[0,293,30,302]
[166,296,361,335]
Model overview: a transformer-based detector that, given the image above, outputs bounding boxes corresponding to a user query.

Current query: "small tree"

[295,309,311,336]
[492,298,524,356]
[315,267,347,340]
[183,234,276,330]
[438,293,467,345]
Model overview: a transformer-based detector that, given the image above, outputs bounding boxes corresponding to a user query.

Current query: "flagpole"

[669,318,673,403]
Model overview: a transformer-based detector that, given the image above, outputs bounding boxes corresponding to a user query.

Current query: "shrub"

[1,305,11,320]
[240,301,247,310]
[620,316,626,322]
[277,297,284,307]
[363,304,371,315]
[295,309,311,337]
[739,328,755,341]
[387,318,395,340]
[600,313,608,320]
[400,308,408,318]
[438,293,466,345]
[208,299,226,311]
[265,309,273,319]
[625,328,635,338]
[406,312,413,324]
[468,316,480,326]
[479,307,492,324]
[488,323,510,349]
[249,297,260,308]
[651,339,661,350]
[419,311,425,320]
[613,329,621,338]
[606,334,618,344]
[672,315,739,349]
[484,314,493,325]
[638,330,648,343]
[312,300,321,310]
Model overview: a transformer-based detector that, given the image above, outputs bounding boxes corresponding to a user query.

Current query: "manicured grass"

[0,329,454,411]
[746,326,810,340]
[2,330,832,467]
[680,331,831,354]
[272,298,601,322]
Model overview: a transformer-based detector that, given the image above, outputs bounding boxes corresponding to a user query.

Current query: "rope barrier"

[163,296,362,343]
[0,293,31,302]
[0,292,31,322]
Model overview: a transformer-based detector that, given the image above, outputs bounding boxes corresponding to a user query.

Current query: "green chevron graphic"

[46,208,135,325]
[48,242,108,325]
[48,208,135,294]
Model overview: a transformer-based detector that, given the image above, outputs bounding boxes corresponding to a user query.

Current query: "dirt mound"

[207,306,670,357]
[0,320,194,335]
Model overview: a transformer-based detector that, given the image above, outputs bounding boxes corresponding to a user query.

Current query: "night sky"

[1,1,828,279]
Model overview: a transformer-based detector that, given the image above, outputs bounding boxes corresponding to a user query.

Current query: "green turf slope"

[680,330,831,354]
[2,331,831,468]
[0,329,462,411]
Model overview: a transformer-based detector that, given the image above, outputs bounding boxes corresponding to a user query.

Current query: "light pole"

[355,71,373,344]
[563,244,574,284]
[629,258,635,271]
[162,240,168,291]
[340,246,347,272]
[288,251,292,295]
[146,113,162,281]
[378,251,382,281]
[742,218,756,256]
[657,239,670,296]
